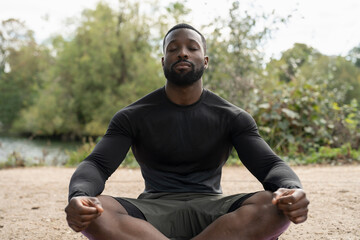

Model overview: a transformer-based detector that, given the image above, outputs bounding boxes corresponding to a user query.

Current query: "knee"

[230,191,291,238]
[250,191,288,221]
[81,211,106,240]
[237,191,290,228]
[253,191,291,234]
[81,195,126,240]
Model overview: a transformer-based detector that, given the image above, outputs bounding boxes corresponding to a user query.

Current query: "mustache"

[170,59,195,69]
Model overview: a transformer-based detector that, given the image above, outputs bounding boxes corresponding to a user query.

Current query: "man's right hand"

[65,196,104,232]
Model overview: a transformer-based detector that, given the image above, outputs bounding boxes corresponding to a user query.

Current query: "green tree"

[204,1,287,110]
[0,19,52,132]
[14,1,163,138]
[266,43,360,104]
[261,44,360,155]
[348,43,360,68]
[265,43,320,84]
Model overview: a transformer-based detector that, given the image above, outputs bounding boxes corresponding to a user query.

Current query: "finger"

[277,195,309,212]
[272,189,295,204]
[69,224,81,232]
[79,212,102,222]
[92,202,104,214]
[68,219,92,232]
[282,201,308,215]
[67,212,100,227]
[278,189,307,206]
[272,189,285,204]
[83,198,104,214]
[80,205,101,215]
[66,207,100,226]
[66,197,99,215]
[278,195,297,206]
[279,199,309,224]
[277,201,295,212]
[289,189,306,202]
[70,223,88,232]
[290,214,308,224]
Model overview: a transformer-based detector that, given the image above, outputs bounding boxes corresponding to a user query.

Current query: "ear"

[161,57,164,67]
[204,56,209,69]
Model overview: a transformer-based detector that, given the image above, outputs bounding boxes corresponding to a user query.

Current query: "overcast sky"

[1,0,360,59]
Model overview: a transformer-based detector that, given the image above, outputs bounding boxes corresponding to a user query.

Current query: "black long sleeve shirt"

[68,87,302,201]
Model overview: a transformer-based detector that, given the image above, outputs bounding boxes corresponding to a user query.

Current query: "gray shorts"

[114,192,256,239]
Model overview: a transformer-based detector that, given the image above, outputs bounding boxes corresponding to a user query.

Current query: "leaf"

[259,126,271,133]
[281,108,299,119]
[304,126,314,134]
[259,103,270,109]
[332,102,341,111]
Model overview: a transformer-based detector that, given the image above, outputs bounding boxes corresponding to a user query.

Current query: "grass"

[2,141,359,170]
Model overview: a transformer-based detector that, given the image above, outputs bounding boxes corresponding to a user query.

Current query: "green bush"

[0,151,25,169]
[250,82,360,157]
[65,138,96,166]
[282,143,360,165]
[65,138,139,168]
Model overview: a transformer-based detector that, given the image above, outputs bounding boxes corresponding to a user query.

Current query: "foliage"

[0,150,47,169]
[0,19,53,132]
[65,137,139,168]
[120,150,139,168]
[348,43,360,68]
[204,1,288,110]
[283,143,360,165]
[264,43,321,84]
[11,2,163,138]
[1,1,360,166]
[65,138,96,166]
[252,83,360,153]
[0,151,25,169]
[266,43,360,104]
[259,43,360,157]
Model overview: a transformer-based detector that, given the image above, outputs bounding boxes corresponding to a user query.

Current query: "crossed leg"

[82,191,290,240]
[81,195,168,240]
[193,191,290,240]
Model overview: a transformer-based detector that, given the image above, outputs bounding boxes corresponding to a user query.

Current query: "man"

[65,23,309,240]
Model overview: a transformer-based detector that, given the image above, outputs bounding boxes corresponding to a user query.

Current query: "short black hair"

[163,23,207,54]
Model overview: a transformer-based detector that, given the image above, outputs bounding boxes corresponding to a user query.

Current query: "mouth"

[173,61,193,71]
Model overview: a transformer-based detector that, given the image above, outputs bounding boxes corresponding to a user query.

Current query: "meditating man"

[65,23,309,240]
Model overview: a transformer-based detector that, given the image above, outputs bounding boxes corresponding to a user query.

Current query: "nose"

[178,47,188,59]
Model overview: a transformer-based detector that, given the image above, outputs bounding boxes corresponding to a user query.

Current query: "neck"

[165,79,203,106]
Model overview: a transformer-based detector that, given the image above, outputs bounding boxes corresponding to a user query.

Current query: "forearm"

[231,112,302,192]
[236,139,302,192]
[68,131,132,201]
[68,160,108,201]
[261,160,302,192]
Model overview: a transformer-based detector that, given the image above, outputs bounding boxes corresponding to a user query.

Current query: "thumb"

[87,197,104,214]
[272,188,290,205]
[272,191,280,205]
[95,203,104,214]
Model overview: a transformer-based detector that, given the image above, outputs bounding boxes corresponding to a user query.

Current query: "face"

[162,28,208,86]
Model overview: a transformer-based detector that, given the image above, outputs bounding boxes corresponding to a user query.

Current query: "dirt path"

[0,165,359,240]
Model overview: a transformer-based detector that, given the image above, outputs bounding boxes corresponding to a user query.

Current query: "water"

[0,136,80,166]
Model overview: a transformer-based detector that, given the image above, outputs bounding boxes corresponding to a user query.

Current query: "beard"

[163,59,205,87]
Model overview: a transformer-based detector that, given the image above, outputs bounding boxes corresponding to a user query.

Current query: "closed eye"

[189,47,199,51]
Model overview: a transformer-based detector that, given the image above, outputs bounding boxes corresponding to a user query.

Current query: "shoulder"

[114,87,164,118]
[108,87,165,131]
[125,87,165,111]
[202,89,244,118]
[203,89,257,132]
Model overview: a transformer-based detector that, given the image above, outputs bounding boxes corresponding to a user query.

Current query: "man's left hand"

[272,188,309,224]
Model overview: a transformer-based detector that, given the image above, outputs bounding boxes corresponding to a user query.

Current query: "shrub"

[65,137,139,168]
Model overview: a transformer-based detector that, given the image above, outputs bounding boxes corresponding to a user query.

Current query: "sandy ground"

[0,165,359,240]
